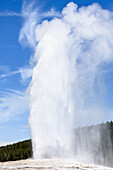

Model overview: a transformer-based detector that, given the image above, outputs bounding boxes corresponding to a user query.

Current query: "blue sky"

[0,0,113,145]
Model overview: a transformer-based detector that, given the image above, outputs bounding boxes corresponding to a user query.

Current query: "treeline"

[0,140,32,162]
[0,121,113,166]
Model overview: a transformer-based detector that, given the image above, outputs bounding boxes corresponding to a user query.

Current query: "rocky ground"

[0,159,113,170]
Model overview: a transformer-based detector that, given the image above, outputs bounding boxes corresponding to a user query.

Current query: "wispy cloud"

[19,2,61,48]
[0,70,20,79]
[19,67,33,82]
[20,124,30,132]
[0,2,60,48]
[0,65,10,73]
[0,66,33,82]
[42,8,61,18]
[19,2,42,48]
[0,90,29,122]
[0,11,21,17]
[0,65,32,122]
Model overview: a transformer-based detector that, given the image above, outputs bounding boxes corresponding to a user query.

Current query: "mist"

[19,2,113,162]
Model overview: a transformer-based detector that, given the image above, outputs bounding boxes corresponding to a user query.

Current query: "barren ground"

[0,159,113,170]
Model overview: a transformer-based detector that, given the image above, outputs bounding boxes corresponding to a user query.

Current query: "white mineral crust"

[0,159,113,170]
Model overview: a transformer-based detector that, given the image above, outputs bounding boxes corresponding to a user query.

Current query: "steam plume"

[20,2,113,159]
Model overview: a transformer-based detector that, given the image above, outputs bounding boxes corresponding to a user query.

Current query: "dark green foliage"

[0,140,32,162]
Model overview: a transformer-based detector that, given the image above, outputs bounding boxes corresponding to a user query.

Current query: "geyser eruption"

[28,2,113,160]
[30,15,75,158]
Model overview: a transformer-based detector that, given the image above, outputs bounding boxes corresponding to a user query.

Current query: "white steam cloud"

[19,2,60,48]
[20,2,113,160]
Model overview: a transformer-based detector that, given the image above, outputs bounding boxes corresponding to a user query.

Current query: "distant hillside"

[0,139,32,162]
[0,121,113,166]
